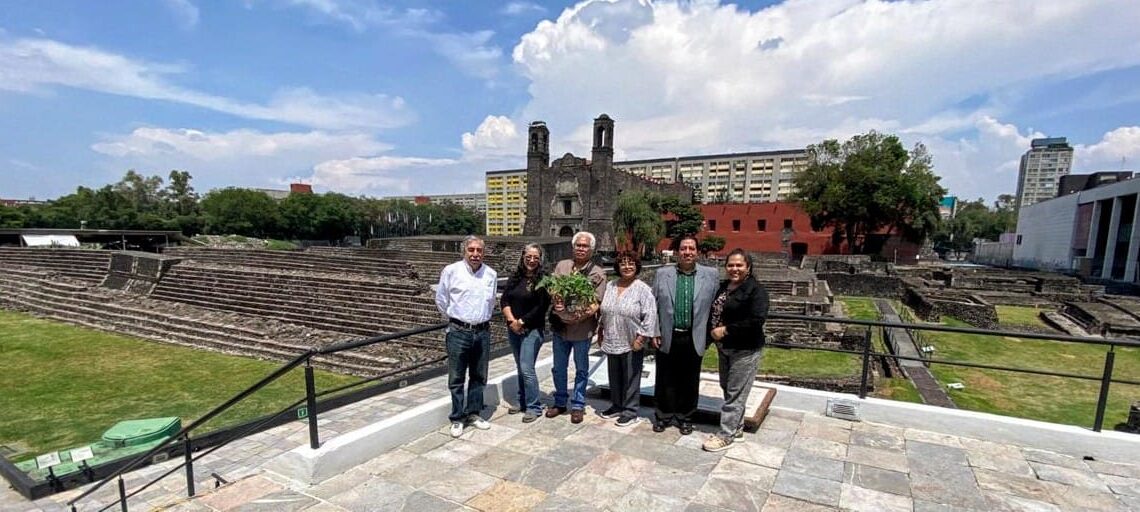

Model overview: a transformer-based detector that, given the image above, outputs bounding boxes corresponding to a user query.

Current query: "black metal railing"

[66,319,511,512]
[62,312,1140,511]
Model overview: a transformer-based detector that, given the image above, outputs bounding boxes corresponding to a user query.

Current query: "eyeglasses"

[523,255,541,261]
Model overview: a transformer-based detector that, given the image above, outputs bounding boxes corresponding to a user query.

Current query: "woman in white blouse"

[596,251,659,427]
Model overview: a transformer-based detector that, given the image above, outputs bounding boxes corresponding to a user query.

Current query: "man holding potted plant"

[545,231,607,424]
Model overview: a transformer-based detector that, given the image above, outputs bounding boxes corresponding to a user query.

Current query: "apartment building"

[485,169,527,236]
[1015,137,1074,210]
[614,150,808,203]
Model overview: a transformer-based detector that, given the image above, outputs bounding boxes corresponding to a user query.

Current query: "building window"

[732,219,741,232]
[708,220,717,231]
[562,200,572,215]
[783,219,793,230]
[1016,235,1023,245]
[757,219,767,231]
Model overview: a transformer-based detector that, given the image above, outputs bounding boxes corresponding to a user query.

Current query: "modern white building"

[1015,137,1073,211]
[1013,175,1140,282]
[613,150,808,203]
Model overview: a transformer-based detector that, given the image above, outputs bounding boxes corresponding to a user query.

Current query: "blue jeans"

[445,327,490,422]
[551,332,590,410]
[509,328,545,414]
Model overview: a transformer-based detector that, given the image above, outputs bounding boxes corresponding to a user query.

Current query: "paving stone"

[696,476,770,512]
[788,436,847,460]
[772,471,841,507]
[1045,481,1131,512]
[753,427,796,449]
[531,494,601,511]
[232,489,317,511]
[466,447,533,479]
[533,416,585,439]
[465,423,521,446]
[554,469,630,503]
[1101,473,1140,497]
[726,438,787,469]
[710,457,779,490]
[797,422,851,444]
[499,429,563,455]
[1089,460,1140,480]
[376,456,451,489]
[654,442,722,475]
[466,480,546,512]
[761,416,802,433]
[306,468,372,500]
[675,431,713,450]
[907,440,969,475]
[195,475,284,511]
[325,478,416,512]
[1022,448,1091,471]
[563,424,626,449]
[419,466,499,502]
[539,440,605,467]
[768,408,806,421]
[510,457,579,493]
[904,429,964,448]
[612,432,675,461]
[582,450,655,483]
[843,463,910,497]
[838,483,912,512]
[846,444,909,473]
[1030,461,1112,492]
[981,491,1061,512]
[759,493,838,511]
[420,439,490,467]
[800,414,854,431]
[848,429,905,452]
[608,486,688,512]
[909,466,987,510]
[353,448,417,475]
[400,490,464,512]
[911,500,981,512]
[638,462,709,500]
[966,447,1034,477]
[973,467,1055,502]
[781,449,844,482]
[1118,494,1140,511]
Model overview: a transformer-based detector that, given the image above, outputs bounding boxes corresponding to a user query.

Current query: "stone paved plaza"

[5,349,1140,511]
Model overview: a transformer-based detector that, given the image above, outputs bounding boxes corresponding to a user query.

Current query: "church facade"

[522,114,693,251]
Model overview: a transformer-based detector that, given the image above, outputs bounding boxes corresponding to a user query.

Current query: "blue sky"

[2,0,1140,204]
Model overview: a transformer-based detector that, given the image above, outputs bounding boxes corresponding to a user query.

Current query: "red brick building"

[666,202,840,257]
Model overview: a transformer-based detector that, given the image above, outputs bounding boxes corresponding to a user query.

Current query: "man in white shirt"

[435,236,498,437]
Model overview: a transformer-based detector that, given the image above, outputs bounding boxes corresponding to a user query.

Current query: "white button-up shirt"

[435,260,498,325]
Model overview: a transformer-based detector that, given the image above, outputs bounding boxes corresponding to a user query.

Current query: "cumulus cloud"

[0,37,413,130]
[461,115,522,160]
[487,0,1140,201]
[1077,127,1140,172]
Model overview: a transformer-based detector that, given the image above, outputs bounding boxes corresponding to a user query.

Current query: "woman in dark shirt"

[703,248,769,452]
[500,243,552,422]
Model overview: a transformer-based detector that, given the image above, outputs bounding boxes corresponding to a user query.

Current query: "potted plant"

[536,272,597,316]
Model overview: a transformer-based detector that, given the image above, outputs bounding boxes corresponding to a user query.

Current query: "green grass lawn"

[996,305,1049,329]
[919,315,1140,428]
[0,310,361,461]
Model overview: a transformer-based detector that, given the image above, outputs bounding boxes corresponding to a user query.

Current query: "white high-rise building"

[1015,137,1073,210]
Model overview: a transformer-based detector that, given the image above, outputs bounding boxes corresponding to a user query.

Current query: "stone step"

[154,278,435,320]
[160,270,429,302]
[168,264,426,294]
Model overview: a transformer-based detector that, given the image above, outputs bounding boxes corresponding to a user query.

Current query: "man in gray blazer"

[652,235,719,435]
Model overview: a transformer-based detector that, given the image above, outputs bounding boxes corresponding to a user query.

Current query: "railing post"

[1093,347,1116,432]
[859,327,872,399]
[305,358,320,449]
[118,476,128,512]
[183,435,195,497]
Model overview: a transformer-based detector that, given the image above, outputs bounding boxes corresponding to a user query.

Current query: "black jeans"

[606,349,645,419]
[655,330,703,423]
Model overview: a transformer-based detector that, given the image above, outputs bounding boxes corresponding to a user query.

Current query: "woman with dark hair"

[500,243,552,422]
[596,251,659,427]
[703,248,769,452]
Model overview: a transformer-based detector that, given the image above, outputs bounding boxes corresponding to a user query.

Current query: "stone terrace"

[0,247,111,283]
[162,247,417,280]
[13,353,1140,512]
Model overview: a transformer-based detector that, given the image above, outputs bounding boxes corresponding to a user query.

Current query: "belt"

[673,328,692,333]
[450,318,490,331]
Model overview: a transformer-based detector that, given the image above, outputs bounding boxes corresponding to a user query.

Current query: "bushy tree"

[613,191,666,256]
[793,131,946,253]
[200,188,281,238]
[698,235,726,255]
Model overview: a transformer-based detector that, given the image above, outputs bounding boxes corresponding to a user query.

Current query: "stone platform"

[6,347,1140,512]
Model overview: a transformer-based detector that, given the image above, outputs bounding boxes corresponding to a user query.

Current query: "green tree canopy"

[200,188,282,238]
[932,194,1017,255]
[698,235,726,255]
[613,191,665,257]
[793,131,946,253]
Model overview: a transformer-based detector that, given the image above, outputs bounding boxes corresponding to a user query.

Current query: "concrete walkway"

[874,299,957,408]
[6,347,1140,511]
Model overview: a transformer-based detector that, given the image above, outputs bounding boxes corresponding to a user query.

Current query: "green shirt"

[673,269,696,331]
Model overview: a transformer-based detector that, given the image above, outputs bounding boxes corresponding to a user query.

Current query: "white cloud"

[491,0,1140,201]
[1076,127,1140,172]
[502,2,546,16]
[274,0,441,32]
[0,37,413,130]
[311,155,458,193]
[163,0,200,30]
[417,30,503,81]
[461,115,522,160]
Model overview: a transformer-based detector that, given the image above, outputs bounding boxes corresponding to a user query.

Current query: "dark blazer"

[711,276,769,350]
[653,263,719,355]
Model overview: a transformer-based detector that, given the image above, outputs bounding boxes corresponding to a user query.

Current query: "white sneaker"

[468,416,491,430]
[449,421,464,438]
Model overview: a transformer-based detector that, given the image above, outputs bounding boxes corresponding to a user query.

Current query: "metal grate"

[825,398,861,422]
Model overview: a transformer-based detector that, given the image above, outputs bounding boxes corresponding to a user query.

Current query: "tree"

[200,188,281,238]
[793,131,946,253]
[698,235,726,255]
[613,191,665,257]
[0,204,25,228]
[931,195,1018,255]
[656,195,704,247]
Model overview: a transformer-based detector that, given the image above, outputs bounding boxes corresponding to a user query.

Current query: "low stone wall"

[904,288,998,328]
[817,273,905,299]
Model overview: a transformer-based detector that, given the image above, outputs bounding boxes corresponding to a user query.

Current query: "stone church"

[522,114,693,251]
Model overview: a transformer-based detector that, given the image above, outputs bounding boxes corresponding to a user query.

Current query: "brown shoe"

[570,409,584,424]
[546,406,567,418]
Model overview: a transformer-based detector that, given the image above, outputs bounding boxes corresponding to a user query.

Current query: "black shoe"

[598,406,622,419]
[679,422,694,436]
[652,419,668,433]
[615,415,641,427]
